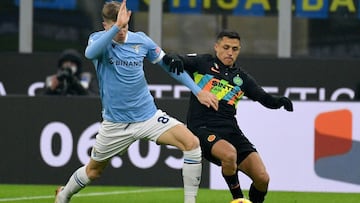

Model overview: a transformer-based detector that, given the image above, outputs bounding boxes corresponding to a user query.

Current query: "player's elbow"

[84,47,98,60]
[84,49,92,60]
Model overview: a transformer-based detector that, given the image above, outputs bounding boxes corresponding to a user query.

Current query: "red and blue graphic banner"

[210,101,360,192]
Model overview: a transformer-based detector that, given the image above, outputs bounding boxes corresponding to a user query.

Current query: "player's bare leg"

[239,152,269,203]
[212,140,244,199]
[157,124,202,203]
[54,159,108,203]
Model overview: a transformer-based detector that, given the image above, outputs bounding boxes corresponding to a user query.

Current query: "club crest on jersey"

[207,134,216,142]
[155,47,161,54]
[233,75,243,86]
[131,44,141,53]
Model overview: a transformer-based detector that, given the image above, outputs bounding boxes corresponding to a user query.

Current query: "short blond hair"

[102,1,121,22]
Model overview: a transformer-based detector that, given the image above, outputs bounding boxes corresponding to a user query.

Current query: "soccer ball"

[230,198,252,203]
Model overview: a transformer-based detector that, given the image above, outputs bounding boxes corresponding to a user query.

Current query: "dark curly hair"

[216,30,241,41]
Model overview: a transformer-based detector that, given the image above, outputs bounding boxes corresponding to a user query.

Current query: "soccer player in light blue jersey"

[54,1,218,203]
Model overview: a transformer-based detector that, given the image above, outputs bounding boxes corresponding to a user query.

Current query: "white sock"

[183,147,202,203]
[60,166,91,200]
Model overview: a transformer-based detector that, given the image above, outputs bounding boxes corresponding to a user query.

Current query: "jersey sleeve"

[157,57,201,96]
[179,53,201,74]
[138,32,165,64]
[85,26,119,60]
[243,71,286,109]
[242,71,267,101]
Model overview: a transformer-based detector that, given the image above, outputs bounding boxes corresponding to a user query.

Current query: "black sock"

[222,172,243,199]
[249,183,267,203]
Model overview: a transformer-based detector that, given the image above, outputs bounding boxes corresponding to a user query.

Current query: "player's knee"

[221,153,237,174]
[263,172,270,185]
[221,150,237,163]
[255,171,270,188]
[183,146,202,163]
[214,144,236,172]
[221,149,236,162]
[86,167,104,180]
[183,135,200,151]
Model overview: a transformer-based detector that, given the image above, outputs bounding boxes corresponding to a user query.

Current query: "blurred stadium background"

[1,0,360,195]
[2,0,360,57]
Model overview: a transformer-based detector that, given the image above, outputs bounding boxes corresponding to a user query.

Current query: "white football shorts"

[91,109,182,162]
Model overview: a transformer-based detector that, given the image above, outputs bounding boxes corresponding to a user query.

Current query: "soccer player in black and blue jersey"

[173,31,293,203]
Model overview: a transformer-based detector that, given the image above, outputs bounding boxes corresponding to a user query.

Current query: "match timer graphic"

[314,109,360,185]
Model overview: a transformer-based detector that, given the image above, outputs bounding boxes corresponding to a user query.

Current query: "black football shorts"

[191,125,257,166]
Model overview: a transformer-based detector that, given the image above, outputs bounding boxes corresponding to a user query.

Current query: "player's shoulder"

[127,31,155,45]
[238,65,255,81]
[131,31,150,40]
[134,31,147,37]
[185,53,213,60]
[202,54,214,61]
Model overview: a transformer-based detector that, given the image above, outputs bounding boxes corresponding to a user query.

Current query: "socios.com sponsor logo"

[314,109,360,185]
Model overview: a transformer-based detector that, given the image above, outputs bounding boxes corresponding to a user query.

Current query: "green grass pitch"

[0,184,359,203]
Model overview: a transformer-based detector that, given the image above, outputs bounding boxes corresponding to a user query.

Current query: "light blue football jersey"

[85,26,164,122]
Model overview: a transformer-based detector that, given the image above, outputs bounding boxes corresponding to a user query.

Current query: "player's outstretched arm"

[158,56,218,111]
[277,96,293,111]
[85,27,119,59]
[163,53,184,75]
[85,0,131,60]
[245,71,293,112]
[259,94,294,111]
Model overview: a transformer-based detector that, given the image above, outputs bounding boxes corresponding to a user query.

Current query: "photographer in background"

[43,49,98,96]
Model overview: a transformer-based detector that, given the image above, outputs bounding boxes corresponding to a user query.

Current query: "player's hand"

[116,0,132,28]
[163,54,184,75]
[278,97,293,111]
[196,90,219,111]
